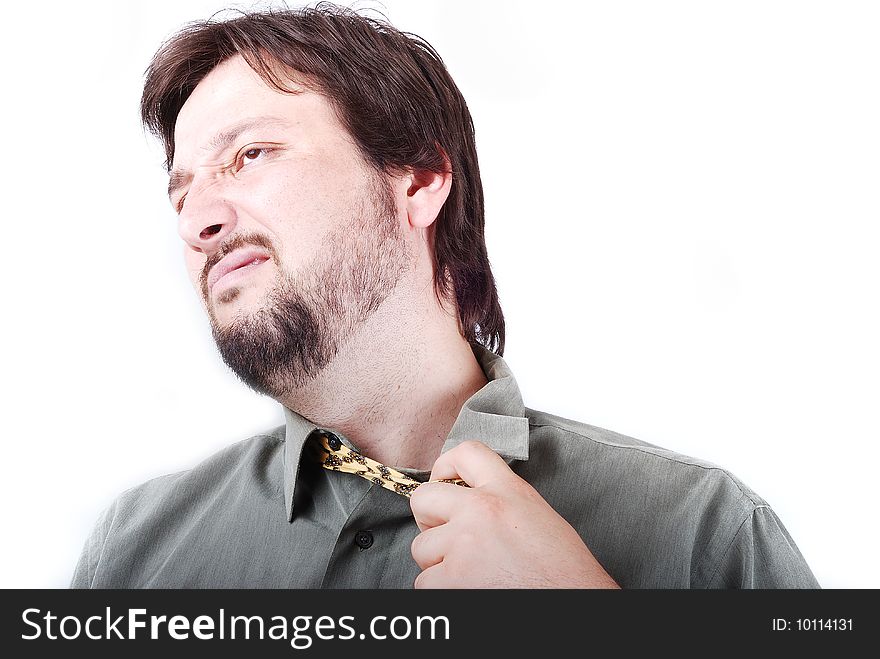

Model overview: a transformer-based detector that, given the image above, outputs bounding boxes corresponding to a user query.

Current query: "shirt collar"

[282,343,530,521]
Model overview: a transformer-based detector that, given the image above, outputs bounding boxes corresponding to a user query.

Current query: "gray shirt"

[71,345,819,588]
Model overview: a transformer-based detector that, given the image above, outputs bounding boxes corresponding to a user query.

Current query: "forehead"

[172,54,339,169]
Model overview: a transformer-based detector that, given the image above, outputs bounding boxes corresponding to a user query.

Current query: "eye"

[235,146,272,171]
[242,147,263,163]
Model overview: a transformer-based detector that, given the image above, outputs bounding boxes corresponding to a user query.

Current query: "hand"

[410,440,620,589]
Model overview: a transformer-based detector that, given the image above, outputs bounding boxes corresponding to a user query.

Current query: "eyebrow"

[167,115,293,200]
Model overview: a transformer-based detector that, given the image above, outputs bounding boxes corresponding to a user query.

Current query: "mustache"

[199,232,279,298]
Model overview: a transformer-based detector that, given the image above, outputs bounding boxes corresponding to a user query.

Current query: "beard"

[204,175,409,399]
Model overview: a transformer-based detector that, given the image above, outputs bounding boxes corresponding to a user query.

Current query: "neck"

[278,286,489,471]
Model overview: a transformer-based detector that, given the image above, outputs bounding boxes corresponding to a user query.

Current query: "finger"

[410,524,453,570]
[413,561,448,589]
[429,440,514,488]
[410,480,473,532]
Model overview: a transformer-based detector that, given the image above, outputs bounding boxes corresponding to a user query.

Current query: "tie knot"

[306,429,468,498]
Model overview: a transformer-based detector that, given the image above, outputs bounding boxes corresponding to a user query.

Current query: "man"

[72,5,818,588]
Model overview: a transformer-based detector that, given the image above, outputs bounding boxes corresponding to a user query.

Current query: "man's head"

[140,4,504,394]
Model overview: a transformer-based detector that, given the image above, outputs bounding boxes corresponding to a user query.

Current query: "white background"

[1,1,877,588]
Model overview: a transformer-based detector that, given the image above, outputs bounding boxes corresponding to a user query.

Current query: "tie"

[307,429,468,498]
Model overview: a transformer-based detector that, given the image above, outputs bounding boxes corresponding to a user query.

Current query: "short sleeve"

[706,505,820,589]
[69,502,116,589]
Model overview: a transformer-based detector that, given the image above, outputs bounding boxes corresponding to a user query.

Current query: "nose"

[177,178,237,255]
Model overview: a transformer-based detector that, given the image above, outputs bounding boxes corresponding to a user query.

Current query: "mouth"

[206,247,272,296]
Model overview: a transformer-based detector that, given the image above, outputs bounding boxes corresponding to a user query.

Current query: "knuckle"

[410,532,426,560]
[472,488,504,516]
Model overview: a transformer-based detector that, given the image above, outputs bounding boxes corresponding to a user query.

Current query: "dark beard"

[207,176,405,398]
[212,277,335,397]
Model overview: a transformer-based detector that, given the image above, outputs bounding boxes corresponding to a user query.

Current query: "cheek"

[246,164,354,245]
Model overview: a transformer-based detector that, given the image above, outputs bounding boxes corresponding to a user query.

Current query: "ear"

[405,150,452,229]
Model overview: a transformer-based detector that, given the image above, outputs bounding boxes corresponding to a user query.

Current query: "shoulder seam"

[702,499,769,588]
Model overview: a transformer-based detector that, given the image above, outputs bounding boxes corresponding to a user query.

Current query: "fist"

[409,440,620,589]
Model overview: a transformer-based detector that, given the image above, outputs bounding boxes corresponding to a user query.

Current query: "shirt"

[71,345,820,588]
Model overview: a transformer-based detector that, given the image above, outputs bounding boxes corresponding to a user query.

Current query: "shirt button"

[324,432,342,451]
[354,530,374,550]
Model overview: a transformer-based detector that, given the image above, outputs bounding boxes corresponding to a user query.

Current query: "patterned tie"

[307,429,468,497]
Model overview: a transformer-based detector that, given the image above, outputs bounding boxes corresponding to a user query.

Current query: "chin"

[208,287,268,325]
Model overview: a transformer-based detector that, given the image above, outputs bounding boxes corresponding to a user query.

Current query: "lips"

[206,247,271,293]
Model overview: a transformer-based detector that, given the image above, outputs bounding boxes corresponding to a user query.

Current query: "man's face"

[170,55,411,396]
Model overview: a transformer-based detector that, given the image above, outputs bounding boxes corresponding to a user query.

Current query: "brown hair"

[140,2,505,355]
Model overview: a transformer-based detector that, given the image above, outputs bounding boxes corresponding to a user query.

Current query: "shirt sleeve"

[69,502,116,589]
[706,504,820,589]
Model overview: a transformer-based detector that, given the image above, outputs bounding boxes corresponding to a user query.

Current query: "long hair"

[141,3,505,355]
